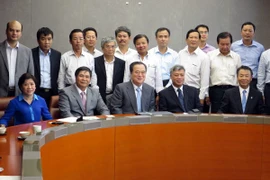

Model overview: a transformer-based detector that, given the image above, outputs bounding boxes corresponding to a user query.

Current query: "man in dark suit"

[159,65,202,113]
[0,20,34,97]
[110,61,155,114]
[95,37,125,105]
[32,27,61,107]
[219,66,264,114]
[59,66,109,118]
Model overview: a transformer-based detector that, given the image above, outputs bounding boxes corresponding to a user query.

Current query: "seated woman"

[0,73,52,127]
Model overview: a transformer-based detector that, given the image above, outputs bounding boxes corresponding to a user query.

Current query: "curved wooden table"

[1,114,270,180]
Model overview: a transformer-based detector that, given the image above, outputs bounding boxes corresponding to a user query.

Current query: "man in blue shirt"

[231,22,264,89]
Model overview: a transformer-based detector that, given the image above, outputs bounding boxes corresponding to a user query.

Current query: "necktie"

[136,88,142,112]
[177,88,186,112]
[81,92,86,112]
[242,90,247,113]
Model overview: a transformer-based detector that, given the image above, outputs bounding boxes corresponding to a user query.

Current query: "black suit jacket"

[32,47,61,95]
[219,87,264,114]
[159,85,202,113]
[95,55,125,104]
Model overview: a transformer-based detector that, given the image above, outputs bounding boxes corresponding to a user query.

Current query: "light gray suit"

[0,40,34,96]
[110,81,155,114]
[59,84,110,118]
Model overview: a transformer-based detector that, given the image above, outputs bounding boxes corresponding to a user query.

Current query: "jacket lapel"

[236,88,243,113]
[112,59,118,87]
[71,85,85,114]
[141,84,148,112]
[126,81,137,112]
[245,88,255,114]
[0,41,9,71]
[169,85,184,111]
[97,56,106,77]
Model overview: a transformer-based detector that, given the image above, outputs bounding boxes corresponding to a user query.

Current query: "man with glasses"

[82,27,103,58]
[195,24,215,53]
[58,29,98,90]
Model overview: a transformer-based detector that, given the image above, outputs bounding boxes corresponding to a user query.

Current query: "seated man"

[159,65,202,113]
[110,61,155,114]
[219,66,264,114]
[59,66,109,118]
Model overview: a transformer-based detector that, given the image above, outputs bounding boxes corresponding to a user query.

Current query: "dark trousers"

[250,78,257,90]
[265,84,270,115]
[209,85,234,113]
[36,88,53,108]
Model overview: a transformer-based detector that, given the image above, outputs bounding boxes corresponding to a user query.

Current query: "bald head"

[6,20,23,44]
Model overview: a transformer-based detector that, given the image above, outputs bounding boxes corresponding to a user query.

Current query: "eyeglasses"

[72,37,84,41]
[199,31,208,34]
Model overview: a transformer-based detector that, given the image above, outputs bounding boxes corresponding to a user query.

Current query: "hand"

[0,124,5,128]
[200,99,204,105]
[205,97,211,105]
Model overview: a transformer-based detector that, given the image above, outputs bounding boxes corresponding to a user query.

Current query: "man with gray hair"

[159,65,202,113]
[95,36,125,105]
[114,26,137,61]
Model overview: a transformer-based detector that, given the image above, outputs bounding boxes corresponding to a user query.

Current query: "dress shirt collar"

[183,46,200,55]
[6,41,19,48]
[239,39,257,47]
[131,81,143,91]
[115,47,132,55]
[104,56,115,64]
[217,50,233,57]
[70,49,86,57]
[239,85,250,95]
[153,46,173,55]
[136,52,149,61]
[83,46,97,54]
[75,84,87,95]
[18,94,38,101]
[39,48,51,55]
[172,84,184,95]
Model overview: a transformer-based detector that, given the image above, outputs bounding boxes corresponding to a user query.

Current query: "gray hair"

[170,65,185,75]
[101,36,116,48]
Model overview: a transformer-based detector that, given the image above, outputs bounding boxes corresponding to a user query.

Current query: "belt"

[211,85,234,89]
[106,92,113,95]
[40,88,51,92]
[8,87,15,91]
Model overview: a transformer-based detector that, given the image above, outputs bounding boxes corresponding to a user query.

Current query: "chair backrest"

[0,96,15,126]
[49,95,60,119]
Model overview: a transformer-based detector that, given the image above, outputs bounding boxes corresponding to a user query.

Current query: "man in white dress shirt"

[149,27,179,87]
[208,32,241,113]
[114,26,137,61]
[82,27,103,58]
[58,29,97,90]
[177,29,210,105]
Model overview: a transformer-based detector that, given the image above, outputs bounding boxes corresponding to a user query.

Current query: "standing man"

[231,22,265,89]
[195,24,215,53]
[32,27,61,107]
[159,65,202,113]
[177,29,210,105]
[149,27,179,87]
[59,66,109,118]
[110,62,155,114]
[58,29,98,90]
[82,27,103,58]
[208,32,241,113]
[257,49,270,114]
[220,66,264,114]
[95,37,125,105]
[114,26,137,61]
[0,20,34,97]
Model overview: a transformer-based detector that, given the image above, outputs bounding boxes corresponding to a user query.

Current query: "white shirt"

[208,49,241,87]
[104,57,115,93]
[257,49,270,95]
[83,46,103,58]
[124,53,164,93]
[177,46,210,99]
[239,86,249,102]
[6,41,19,87]
[39,48,51,88]
[149,46,179,81]
[114,47,137,61]
[58,50,97,90]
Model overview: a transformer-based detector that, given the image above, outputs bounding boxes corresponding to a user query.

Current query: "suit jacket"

[159,85,202,113]
[0,40,34,96]
[109,81,155,114]
[32,47,61,95]
[94,55,125,103]
[59,84,110,118]
[219,87,264,114]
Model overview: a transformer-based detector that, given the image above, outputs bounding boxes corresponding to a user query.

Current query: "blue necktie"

[242,90,247,113]
[136,88,142,112]
[177,88,186,112]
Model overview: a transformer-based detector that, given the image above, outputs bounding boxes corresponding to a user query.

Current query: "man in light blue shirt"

[231,22,265,89]
[149,27,179,87]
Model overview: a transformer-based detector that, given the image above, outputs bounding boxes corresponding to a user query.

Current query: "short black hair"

[133,34,149,45]
[18,73,37,91]
[155,27,171,37]
[75,66,92,78]
[83,27,98,38]
[69,29,83,41]
[241,22,256,32]
[186,29,201,39]
[195,24,209,32]
[217,32,233,44]
[129,61,147,73]
[237,65,253,77]
[36,27,53,40]
[115,26,131,37]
